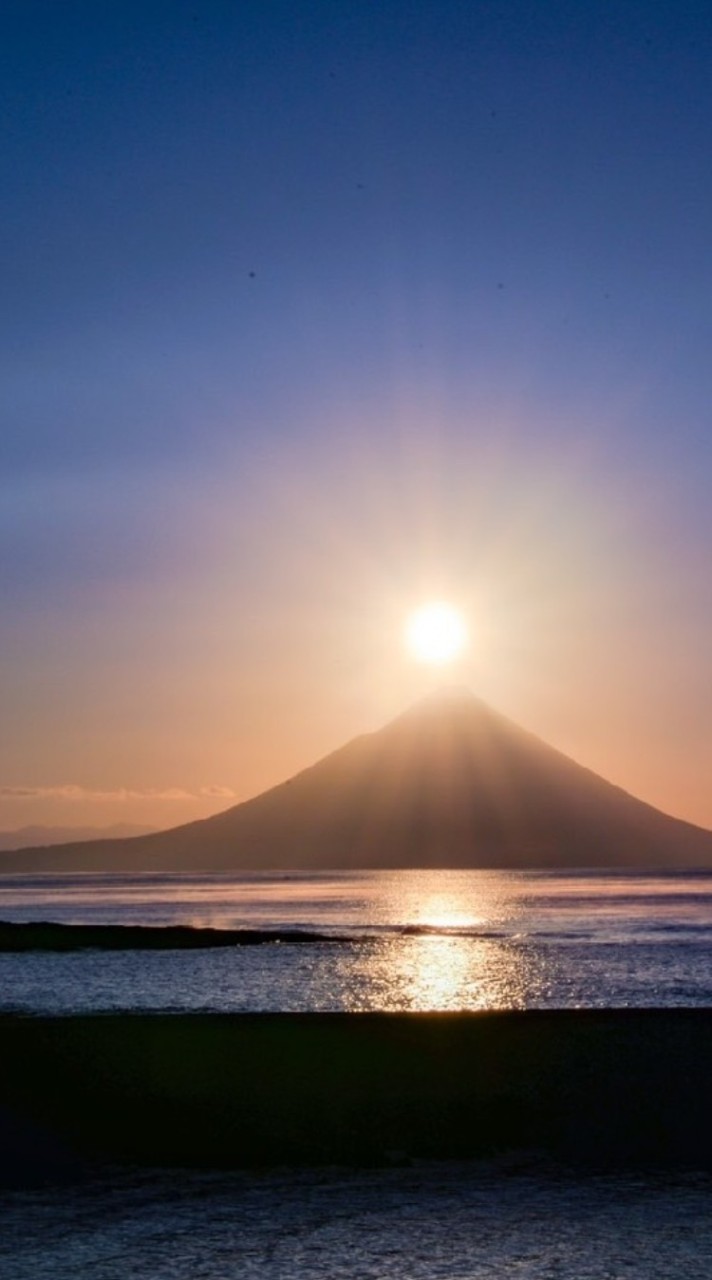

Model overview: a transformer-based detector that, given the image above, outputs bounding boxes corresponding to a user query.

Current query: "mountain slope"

[3,688,712,870]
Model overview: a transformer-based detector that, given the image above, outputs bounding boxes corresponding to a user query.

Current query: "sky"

[2,0,712,834]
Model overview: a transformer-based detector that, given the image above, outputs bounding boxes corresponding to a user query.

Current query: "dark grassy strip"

[2,1010,712,1179]
[0,921,344,950]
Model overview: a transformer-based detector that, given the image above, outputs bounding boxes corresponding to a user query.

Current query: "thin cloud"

[0,784,237,802]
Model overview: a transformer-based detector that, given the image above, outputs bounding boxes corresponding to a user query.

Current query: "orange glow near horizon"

[1,405,710,836]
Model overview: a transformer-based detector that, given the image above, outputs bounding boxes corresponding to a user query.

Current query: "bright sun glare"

[405,602,468,666]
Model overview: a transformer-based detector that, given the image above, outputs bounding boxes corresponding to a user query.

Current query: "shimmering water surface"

[1,869,711,1012]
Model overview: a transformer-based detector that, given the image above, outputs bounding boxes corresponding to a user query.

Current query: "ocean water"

[1,868,711,1012]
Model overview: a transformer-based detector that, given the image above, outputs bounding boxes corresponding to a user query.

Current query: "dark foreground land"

[0,921,338,950]
[1,1010,711,1182]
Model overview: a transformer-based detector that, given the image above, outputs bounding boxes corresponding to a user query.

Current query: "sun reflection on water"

[344,935,533,1011]
[370,874,538,1008]
[408,896,484,932]
[401,936,488,1009]
[379,871,514,933]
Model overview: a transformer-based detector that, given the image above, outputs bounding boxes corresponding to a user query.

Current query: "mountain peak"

[392,683,489,724]
[386,684,523,748]
[406,683,480,710]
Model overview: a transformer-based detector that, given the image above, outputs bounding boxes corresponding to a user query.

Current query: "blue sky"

[2,0,711,830]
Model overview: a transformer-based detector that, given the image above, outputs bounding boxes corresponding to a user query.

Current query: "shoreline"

[2,1009,712,1180]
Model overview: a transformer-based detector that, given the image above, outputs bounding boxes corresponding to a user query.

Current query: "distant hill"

[3,688,712,871]
[0,823,155,853]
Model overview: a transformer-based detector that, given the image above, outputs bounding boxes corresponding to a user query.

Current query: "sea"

[0,867,711,1013]
[3,868,712,1279]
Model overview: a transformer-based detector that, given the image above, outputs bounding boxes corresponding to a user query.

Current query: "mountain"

[0,824,155,852]
[3,688,712,871]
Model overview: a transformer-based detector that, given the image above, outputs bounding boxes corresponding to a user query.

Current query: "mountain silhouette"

[3,688,712,870]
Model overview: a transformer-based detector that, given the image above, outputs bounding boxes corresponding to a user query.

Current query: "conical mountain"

[4,688,712,870]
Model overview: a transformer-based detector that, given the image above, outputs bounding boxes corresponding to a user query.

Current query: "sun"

[404,602,468,666]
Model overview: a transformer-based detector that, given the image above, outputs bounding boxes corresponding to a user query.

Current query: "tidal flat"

[2,1162,712,1280]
